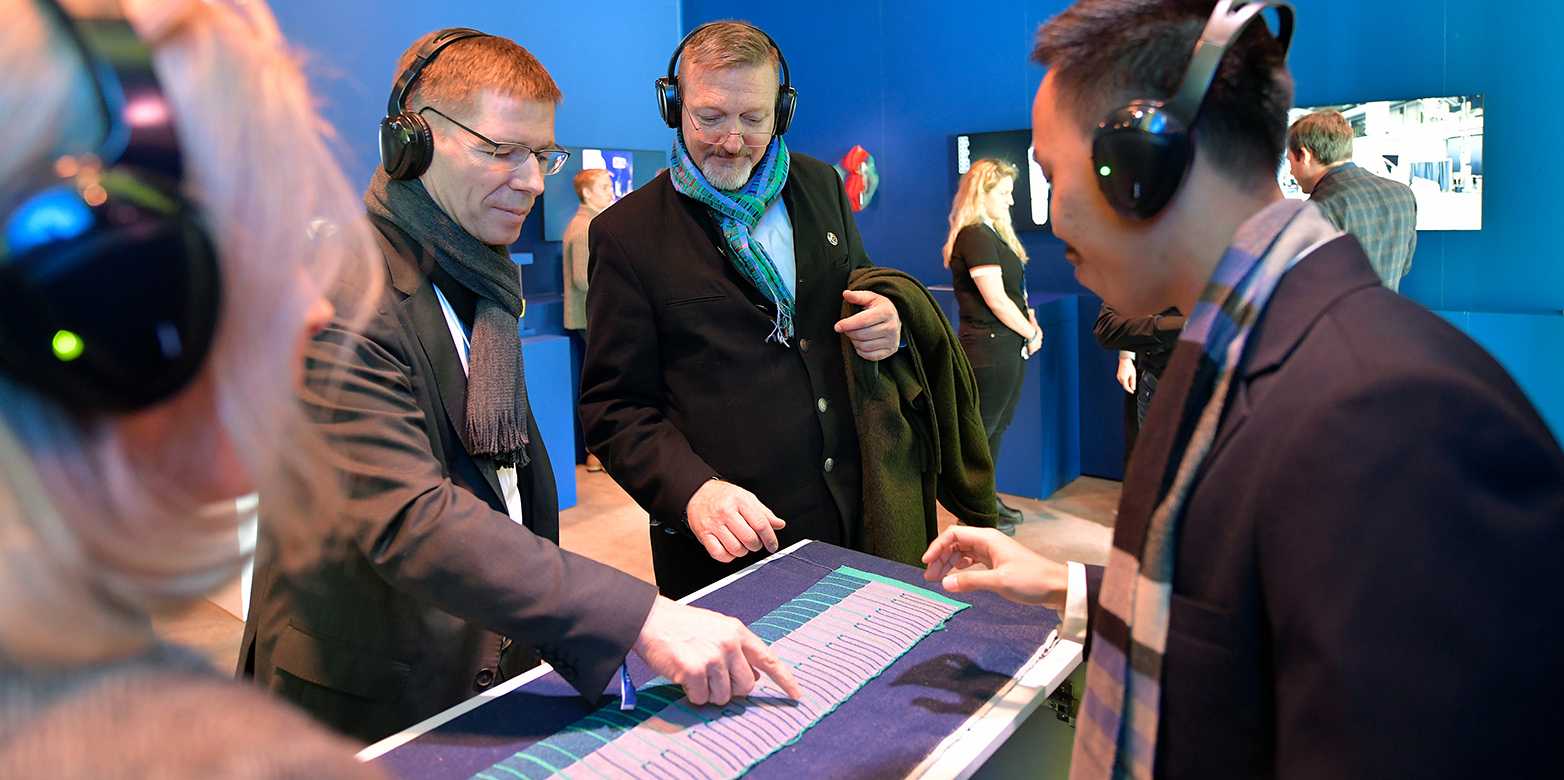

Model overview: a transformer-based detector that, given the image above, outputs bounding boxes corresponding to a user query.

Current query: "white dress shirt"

[432,284,526,526]
[751,197,797,298]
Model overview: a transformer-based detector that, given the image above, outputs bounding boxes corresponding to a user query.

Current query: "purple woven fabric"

[374,543,1058,778]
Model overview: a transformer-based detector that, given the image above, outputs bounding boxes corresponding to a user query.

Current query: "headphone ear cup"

[379,111,435,180]
[0,174,221,413]
[654,77,681,129]
[774,86,797,136]
[1092,107,1193,219]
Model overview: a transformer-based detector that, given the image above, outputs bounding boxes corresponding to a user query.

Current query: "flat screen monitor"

[543,146,667,241]
[951,130,1051,231]
[1283,94,1483,231]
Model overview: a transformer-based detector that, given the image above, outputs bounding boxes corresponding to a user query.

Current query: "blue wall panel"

[271,0,678,192]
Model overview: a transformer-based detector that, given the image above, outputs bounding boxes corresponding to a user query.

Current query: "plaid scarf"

[668,133,794,344]
[1071,200,1341,780]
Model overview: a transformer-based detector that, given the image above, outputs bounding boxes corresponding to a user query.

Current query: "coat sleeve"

[1255,355,1564,777]
[579,223,721,523]
[1092,303,1183,352]
[304,311,655,700]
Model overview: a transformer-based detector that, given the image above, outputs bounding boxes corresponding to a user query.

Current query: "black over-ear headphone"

[655,21,797,136]
[380,28,493,180]
[1092,0,1294,219]
[0,0,221,414]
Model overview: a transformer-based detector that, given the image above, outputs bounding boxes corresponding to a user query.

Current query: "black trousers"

[960,328,1027,461]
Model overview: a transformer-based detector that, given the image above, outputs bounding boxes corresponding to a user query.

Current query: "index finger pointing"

[741,634,803,701]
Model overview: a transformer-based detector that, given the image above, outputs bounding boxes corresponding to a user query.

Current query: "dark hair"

[1032,0,1293,187]
[1286,109,1353,165]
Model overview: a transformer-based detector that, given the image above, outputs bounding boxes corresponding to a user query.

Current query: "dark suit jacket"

[1089,234,1564,777]
[239,214,656,744]
[580,153,867,597]
[1309,162,1418,290]
[1092,304,1184,377]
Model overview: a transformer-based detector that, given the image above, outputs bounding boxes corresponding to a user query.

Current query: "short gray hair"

[678,21,780,78]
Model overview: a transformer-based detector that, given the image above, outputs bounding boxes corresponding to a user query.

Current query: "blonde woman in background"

[943,159,1042,535]
[0,0,384,774]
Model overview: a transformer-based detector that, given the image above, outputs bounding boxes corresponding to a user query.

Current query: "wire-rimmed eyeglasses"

[420,106,571,175]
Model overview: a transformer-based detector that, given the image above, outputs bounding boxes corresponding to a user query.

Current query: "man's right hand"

[686,480,785,563]
[921,526,1069,612]
[633,596,803,706]
[1116,354,1138,394]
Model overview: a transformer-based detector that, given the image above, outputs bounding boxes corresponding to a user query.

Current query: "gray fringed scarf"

[366,170,530,467]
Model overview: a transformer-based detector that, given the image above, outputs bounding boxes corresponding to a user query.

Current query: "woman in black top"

[943,159,1042,531]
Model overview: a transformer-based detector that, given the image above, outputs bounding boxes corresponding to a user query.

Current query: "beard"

[698,151,758,191]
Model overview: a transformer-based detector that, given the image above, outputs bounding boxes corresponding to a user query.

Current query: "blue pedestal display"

[521,333,576,510]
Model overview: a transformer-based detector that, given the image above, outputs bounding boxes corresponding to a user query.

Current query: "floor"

[156,469,1121,672]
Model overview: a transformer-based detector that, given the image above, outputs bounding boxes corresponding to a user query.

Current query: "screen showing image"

[1282,94,1483,231]
[543,146,667,241]
[952,130,1051,231]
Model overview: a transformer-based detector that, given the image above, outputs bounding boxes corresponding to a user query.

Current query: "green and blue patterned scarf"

[668,133,794,344]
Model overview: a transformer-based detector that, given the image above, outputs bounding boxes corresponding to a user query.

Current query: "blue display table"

[521,333,576,509]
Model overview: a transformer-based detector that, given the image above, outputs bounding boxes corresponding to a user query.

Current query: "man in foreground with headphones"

[242,28,798,744]
[923,1,1562,777]
[581,21,904,598]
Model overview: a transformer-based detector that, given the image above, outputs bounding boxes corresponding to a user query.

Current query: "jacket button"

[799,338,811,353]
[474,668,495,690]
[823,458,835,473]
[817,397,828,413]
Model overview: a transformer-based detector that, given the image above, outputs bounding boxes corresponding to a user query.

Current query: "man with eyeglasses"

[242,29,800,744]
[581,21,904,598]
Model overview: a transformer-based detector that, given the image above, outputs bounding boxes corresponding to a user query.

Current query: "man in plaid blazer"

[1287,109,1419,290]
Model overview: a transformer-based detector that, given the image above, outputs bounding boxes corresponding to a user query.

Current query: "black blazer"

[580,154,868,590]
[239,215,656,744]
[1089,235,1564,777]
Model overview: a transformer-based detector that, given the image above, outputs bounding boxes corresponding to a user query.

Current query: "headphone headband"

[655,21,797,135]
[1165,0,1294,124]
[385,27,491,116]
[1089,0,1294,220]
[379,27,493,180]
[664,21,792,91]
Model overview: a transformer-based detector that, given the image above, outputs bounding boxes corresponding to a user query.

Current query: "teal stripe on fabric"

[833,565,971,610]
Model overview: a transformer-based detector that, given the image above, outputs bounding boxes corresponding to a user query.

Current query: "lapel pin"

[827,231,840,246]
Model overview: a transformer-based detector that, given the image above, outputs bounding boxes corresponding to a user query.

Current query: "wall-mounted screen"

[1283,94,1483,231]
[543,146,667,241]
[952,130,1050,231]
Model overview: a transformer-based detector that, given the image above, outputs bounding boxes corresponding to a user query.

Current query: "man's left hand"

[835,290,900,361]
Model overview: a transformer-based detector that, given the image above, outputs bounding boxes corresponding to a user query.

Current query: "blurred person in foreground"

[0,0,387,774]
